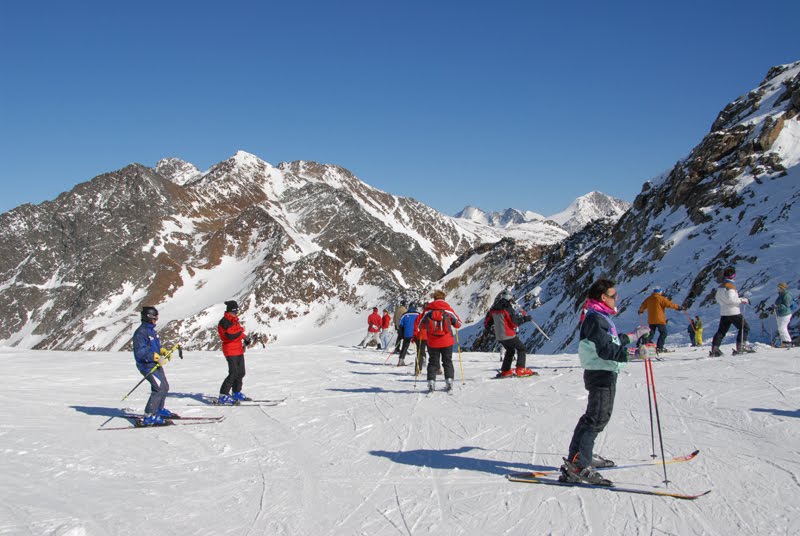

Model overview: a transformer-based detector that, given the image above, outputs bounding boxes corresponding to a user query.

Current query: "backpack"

[425,309,452,337]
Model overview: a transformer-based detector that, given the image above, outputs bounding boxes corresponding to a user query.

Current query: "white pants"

[777,314,792,343]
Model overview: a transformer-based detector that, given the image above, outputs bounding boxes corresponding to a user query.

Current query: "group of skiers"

[132,299,256,426]
[371,290,464,392]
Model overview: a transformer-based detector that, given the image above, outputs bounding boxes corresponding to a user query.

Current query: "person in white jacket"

[709,267,751,356]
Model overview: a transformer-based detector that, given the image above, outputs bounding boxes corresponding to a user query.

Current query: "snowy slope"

[1,343,798,535]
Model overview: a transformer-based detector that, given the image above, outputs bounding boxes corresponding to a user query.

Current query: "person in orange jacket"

[637,286,683,352]
[418,290,462,392]
[359,307,383,349]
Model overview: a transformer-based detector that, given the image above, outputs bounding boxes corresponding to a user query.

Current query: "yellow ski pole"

[122,343,181,401]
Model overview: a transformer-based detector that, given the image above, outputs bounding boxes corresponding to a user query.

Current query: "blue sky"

[1,1,798,216]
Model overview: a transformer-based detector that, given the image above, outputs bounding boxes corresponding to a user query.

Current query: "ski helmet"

[141,306,158,323]
[496,289,513,303]
[225,300,239,313]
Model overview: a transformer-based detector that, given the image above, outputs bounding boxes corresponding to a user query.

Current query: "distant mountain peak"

[547,191,631,233]
[155,157,201,186]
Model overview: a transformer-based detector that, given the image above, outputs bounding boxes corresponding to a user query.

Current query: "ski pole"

[529,317,551,341]
[122,343,182,401]
[645,357,670,485]
[642,344,656,458]
[455,330,465,385]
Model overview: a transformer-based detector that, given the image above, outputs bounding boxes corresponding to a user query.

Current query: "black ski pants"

[711,314,749,348]
[220,354,246,395]
[647,324,668,350]
[500,336,527,371]
[568,370,617,469]
[427,345,454,381]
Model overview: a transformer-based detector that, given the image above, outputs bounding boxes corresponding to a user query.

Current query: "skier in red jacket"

[217,300,252,405]
[359,307,383,349]
[418,290,462,392]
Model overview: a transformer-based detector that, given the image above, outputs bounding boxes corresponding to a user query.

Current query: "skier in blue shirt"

[132,306,174,426]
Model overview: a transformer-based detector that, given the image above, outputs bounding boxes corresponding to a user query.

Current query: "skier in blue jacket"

[132,306,174,426]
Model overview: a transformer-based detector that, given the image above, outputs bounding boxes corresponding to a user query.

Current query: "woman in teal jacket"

[774,282,793,347]
[561,279,649,486]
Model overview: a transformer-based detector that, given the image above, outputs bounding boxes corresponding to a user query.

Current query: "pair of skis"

[506,450,710,500]
[98,413,225,431]
[188,396,287,407]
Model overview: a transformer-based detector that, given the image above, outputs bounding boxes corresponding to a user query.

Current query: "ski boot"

[732,343,756,355]
[515,367,535,377]
[216,394,238,405]
[496,369,515,378]
[559,458,612,486]
[142,413,165,426]
[232,392,252,402]
[156,408,178,419]
[397,359,406,367]
[427,380,435,393]
[444,378,454,393]
[708,346,723,357]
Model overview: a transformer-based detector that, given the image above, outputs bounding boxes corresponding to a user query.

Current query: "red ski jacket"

[367,311,382,333]
[218,311,246,357]
[382,313,392,330]
[418,300,462,349]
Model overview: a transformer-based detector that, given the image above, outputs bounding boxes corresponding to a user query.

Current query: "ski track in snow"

[0,344,799,535]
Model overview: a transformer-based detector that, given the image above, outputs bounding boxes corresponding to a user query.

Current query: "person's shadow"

[752,407,800,418]
[370,446,553,476]
[328,387,417,395]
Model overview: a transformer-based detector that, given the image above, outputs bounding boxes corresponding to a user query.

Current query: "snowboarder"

[380,308,392,351]
[484,289,535,377]
[561,279,650,486]
[397,304,420,367]
[359,307,383,349]
[773,282,793,348]
[217,300,252,404]
[132,306,175,425]
[637,286,683,352]
[418,290,462,392]
[709,267,751,357]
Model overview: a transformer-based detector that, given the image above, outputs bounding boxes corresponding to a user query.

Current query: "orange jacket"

[638,293,681,325]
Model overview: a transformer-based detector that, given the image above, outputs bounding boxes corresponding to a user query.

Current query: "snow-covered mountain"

[547,191,632,234]
[0,150,567,351]
[460,60,800,353]
[456,191,631,236]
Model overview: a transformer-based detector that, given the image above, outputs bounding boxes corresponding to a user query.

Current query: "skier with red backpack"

[418,290,462,392]
[484,289,536,378]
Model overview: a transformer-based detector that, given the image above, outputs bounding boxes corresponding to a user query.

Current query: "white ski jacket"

[715,282,746,316]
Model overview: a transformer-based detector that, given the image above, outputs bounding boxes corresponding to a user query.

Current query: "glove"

[679,306,686,311]
[741,298,749,304]
[153,351,164,364]
[160,348,169,357]
[243,336,252,347]
[522,315,532,323]
[632,326,650,340]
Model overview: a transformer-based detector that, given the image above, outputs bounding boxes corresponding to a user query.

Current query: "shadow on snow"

[370,446,551,476]
[751,407,800,418]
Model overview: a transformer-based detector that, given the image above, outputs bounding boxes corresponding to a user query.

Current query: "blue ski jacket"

[399,309,420,339]
[133,322,162,375]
